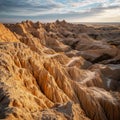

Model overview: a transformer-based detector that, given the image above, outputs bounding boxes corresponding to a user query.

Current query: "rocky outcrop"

[90,64,120,91]
[0,21,120,120]
[0,23,19,42]
[0,42,88,119]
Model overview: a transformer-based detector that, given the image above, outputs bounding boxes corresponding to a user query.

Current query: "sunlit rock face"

[0,23,19,42]
[0,21,120,120]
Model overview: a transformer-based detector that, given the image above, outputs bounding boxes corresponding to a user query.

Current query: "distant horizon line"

[1,20,120,24]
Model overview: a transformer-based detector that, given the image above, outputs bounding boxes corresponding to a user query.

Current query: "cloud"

[70,0,107,7]
[0,0,64,16]
[0,0,120,22]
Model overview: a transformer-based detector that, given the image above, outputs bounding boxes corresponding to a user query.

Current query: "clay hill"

[0,20,120,120]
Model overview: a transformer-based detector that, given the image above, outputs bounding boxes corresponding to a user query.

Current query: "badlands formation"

[0,20,120,120]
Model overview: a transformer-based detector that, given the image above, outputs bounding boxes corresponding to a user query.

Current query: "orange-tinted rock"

[0,23,19,42]
[0,21,120,120]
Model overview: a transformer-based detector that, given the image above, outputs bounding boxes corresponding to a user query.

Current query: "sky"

[0,0,120,23]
